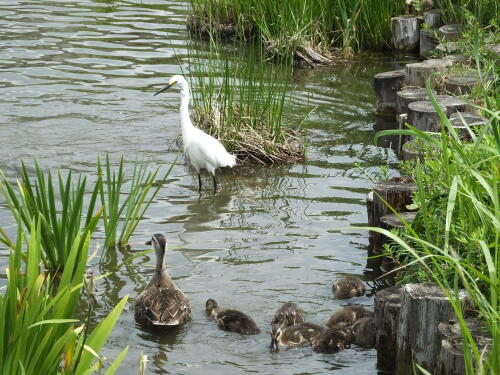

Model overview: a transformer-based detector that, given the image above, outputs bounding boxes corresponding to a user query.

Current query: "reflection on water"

[0,0,405,374]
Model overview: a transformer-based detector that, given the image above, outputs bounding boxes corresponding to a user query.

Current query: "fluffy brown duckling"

[134,234,191,327]
[325,304,373,328]
[206,299,260,335]
[312,326,354,353]
[271,302,305,331]
[270,322,325,351]
[352,316,376,348]
[332,276,366,299]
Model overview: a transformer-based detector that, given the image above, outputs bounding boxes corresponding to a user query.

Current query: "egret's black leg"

[198,174,202,192]
[212,175,217,193]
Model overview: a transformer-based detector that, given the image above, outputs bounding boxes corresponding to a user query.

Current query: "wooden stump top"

[397,87,431,100]
[404,282,468,301]
[374,69,405,79]
[450,111,485,123]
[408,100,446,114]
[380,212,418,229]
[373,180,418,193]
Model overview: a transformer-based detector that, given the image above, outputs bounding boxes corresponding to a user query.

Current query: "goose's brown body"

[134,234,191,327]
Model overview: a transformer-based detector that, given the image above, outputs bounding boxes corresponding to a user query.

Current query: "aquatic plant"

[0,221,128,374]
[0,161,101,272]
[98,155,174,251]
[188,0,405,61]
[185,39,305,164]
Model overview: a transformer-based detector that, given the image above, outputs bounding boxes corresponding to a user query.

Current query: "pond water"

[0,1,409,374]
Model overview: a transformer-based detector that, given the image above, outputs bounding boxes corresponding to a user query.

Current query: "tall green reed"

[185,38,303,164]
[0,221,128,374]
[0,161,101,272]
[98,154,176,252]
[188,0,405,58]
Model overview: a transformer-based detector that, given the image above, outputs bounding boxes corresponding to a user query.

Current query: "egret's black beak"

[145,240,152,245]
[154,82,173,96]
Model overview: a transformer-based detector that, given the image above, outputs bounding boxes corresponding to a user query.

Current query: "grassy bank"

[188,0,405,62]
[372,31,499,372]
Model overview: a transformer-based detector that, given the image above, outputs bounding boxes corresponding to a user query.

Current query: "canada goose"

[271,302,305,331]
[325,304,373,328]
[352,316,376,348]
[312,326,354,353]
[206,299,260,335]
[134,234,191,327]
[332,276,366,299]
[154,75,236,193]
[270,322,325,351]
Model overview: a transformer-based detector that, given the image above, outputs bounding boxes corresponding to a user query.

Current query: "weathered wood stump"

[445,74,481,95]
[439,24,461,42]
[436,95,469,115]
[374,70,406,115]
[407,100,447,136]
[424,9,441,28]
[374,116,400,151]
[405,58,453,86]
[391,15,422,52]
[442,54,467,63]
[401,136,440,161]
[374,212,419,249]
[436,41,459,54]
[395,283,469,375]
[436,319,491,375]
[420,28,439,57]
[375,286,402,374]
[396,87,436,116]
[449,115,487,140]
[372,180,417,229]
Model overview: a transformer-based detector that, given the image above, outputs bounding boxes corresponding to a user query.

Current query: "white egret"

[154,75,236,193]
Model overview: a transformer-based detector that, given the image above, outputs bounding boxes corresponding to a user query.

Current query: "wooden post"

[396,87,436,116]
[420,29,439,57]
[449,116,487,140]
[407,100,447,136]
[375,286,402,374]
[374,70,406,115]
[373,212,418,250]
[424,9,441,28]
[445,74,481,95]
[372,180,417,229]
[405,58,453,87]
[395,283,469,375]
[391,15,422,52]
[439,24,461,42]
[436,319,491,375]
[436,95,469,115]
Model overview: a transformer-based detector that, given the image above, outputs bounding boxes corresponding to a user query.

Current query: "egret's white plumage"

[155,74,236,192]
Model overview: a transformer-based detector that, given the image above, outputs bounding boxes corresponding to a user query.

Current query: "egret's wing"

[186,129,236,169]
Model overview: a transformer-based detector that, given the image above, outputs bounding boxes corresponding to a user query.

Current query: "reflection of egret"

[155,75,236,193]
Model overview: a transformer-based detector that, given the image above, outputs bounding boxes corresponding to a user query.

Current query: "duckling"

[271,302,305,332]
[206,299,260,335]
[312,326,354,353]
[325,304,373,328]
[270,322,325,351]
[332,276,366,299]
[352,316,376,348]
[134,234,191,327]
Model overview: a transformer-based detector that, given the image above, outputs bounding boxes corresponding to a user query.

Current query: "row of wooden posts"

[367,9,491,374]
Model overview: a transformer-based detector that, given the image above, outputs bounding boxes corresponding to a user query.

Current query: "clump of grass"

[188,0,405,63]
[0,221,128,374]
[0,161,101,272]
[186,40,306,165]
[98,155,174,252]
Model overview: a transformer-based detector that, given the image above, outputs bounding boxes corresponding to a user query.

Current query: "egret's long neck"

[179,83,194,149]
